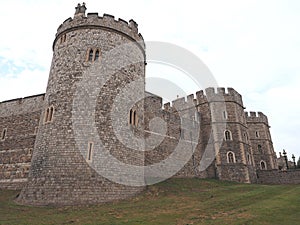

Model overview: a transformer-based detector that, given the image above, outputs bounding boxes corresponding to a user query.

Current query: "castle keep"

[0,4,279,205]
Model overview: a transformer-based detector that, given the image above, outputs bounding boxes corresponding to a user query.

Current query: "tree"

[297,157,300,169]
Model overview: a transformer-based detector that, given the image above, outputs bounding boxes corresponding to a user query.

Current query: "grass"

[0,178,299,225]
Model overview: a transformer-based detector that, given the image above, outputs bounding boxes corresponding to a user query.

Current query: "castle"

[0,4,283,205]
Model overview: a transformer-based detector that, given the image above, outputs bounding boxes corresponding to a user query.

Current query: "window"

[258,145,263,154]
[44,108,49,123]
[60,34,67,43]
[87,142,94,162]
[1,128,7,141]
[129,109,138,126]
[44,106,55,123]
[34,126,38,135]
[129,109,133,125]
[224,130,232,141]
[244,132,248,141]
[227,151,236,163]
[49,106,54,121]
[260,161,267,170]
[88,49,93,62]
[133,110,137,126]
[247,154,251,165]
[180,129,185,139]
[87,48,101,62]
[95,49,100,61]
[255,131,260,138]
[223,111,228,119]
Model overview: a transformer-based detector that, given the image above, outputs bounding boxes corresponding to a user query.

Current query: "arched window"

[1,128,7,141]
[44,106,55,123]
[87,48,101,62]
[255,131,260,138]
[227,151,236,163]
[260,161,267,170]
[224,130,232,141]
[88,49,93,62]
[94,49,100,61]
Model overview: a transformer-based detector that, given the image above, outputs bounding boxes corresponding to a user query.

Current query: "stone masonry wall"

[257,169,300,184]
[0,94,44,189]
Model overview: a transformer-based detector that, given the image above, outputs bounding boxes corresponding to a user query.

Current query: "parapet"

[194,87,243,106]
[161,87,244,112]
[245,111,269,125]
[54,5,144,50]
[0,94,45,117]
[204,87,244,106]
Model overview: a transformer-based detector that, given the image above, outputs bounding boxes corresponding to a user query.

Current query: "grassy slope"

[0,179,299,225]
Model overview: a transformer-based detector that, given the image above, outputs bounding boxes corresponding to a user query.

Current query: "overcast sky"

[0,0,299,159]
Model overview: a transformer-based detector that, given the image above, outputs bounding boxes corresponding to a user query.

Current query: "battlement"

[0,94,45,117]
[245,111,269,125]
[203,87,243,106]
[160,87,244,114]
[55,5,144,49]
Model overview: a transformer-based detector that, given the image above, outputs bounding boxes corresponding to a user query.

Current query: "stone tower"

[246,112,278,171]
[205,88,257,183]
[17,4,146,205]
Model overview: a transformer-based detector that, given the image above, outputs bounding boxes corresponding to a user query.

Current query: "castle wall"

[143,87,259,183]
[257,169,300,184]
[0,94,44,189]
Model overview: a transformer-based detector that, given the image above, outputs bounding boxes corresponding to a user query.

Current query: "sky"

[0,0,299,160]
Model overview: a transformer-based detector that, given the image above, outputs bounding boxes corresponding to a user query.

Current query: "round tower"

[17,4,146,205]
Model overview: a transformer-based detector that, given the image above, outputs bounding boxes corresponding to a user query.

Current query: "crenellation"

[205,87,216,97]
[118,18,129,26]
[163,102,171,111]
[172,97,185,109]
[250,111,257,117]
[217,87,225,94]
[196,90,207,104]
[246,111,269,125]
[227,87,239,96]
[55,11,144,51]
[187,94,194,104]
[87,12,99,18]
[129,19,138,32]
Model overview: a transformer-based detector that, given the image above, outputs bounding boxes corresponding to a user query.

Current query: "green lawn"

[0,178,299,225]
